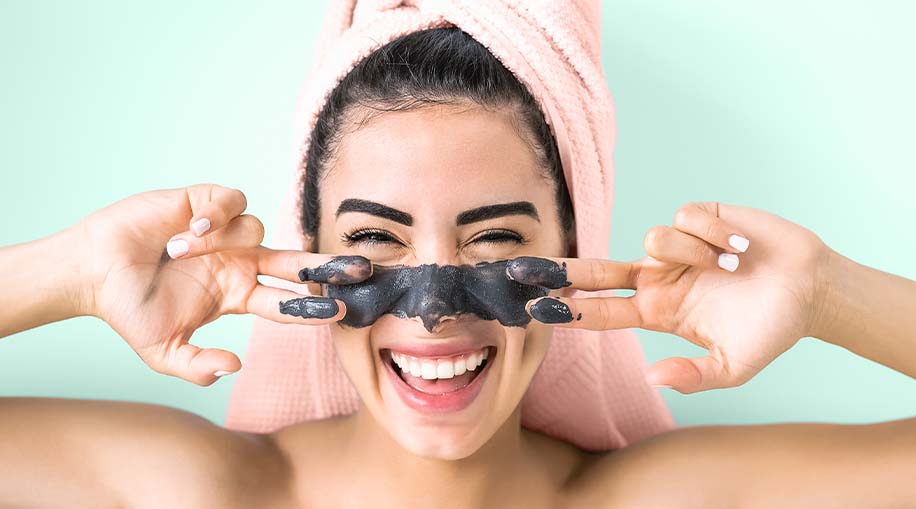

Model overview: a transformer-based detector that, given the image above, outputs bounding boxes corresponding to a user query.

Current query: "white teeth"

[454,357,467,376]
[421,360,437,380]
[437,361,455,379]
[389,347,489,380]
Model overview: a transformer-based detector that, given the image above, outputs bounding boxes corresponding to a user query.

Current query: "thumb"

[143,342,242,386]
[645,355,741,394]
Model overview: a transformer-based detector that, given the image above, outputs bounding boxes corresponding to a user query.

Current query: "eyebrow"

[336,198,413,226]
[335,199,541,227]
[456,201,540,225]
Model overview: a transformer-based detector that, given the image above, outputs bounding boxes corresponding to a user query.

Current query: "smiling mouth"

[381,347,494,395]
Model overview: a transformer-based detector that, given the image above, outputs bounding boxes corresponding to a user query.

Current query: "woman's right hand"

[73,184,372,385]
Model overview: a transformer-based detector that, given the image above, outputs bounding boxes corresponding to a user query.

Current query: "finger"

[506,256,638,290]
[643,225,740,272]
[256,247,372,285]
[185,184,249,237]
[243,284,348,325]
[139,339,242,387]
[525,295,642,330]
[672,202,750,254]
[166,214,265,259]
[645,354,753,394]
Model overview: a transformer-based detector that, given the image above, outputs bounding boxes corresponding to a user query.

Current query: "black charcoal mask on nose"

[324,260,549,332]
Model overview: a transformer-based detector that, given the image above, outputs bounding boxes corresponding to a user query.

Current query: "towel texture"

[225,0,675,451]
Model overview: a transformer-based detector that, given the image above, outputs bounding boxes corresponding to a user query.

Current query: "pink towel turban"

[225,0,676,451]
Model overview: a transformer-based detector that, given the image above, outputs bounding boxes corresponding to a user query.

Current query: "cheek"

[496,321,553,407]
[329,325,376,390]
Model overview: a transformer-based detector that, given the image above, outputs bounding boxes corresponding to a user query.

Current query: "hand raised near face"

[507,202,831,394]
[77,184,372,386]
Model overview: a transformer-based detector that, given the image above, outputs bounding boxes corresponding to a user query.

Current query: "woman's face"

[314,102,570,460]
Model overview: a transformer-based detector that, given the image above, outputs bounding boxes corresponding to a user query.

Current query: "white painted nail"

[191,218,211,236]
[718,253,739,272]
[166,239,189,259]
[213,370,233,377]
[728,234,749,253]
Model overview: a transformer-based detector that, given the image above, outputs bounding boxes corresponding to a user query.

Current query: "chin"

[390,421,489,460]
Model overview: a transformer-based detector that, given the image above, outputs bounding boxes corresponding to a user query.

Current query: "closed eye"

[340,228,399,247]
[341,228,527,247]
[469,229,526,245]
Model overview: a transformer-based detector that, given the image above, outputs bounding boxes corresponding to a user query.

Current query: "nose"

[405,264,464,333]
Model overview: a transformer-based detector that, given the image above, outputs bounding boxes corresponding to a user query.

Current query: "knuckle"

[196,183,219,198]
[201,231,215,253]
[693,243,713,266]
[673,207,689,227]
[674,202,700,225]
[643,225,667,253]
[283,253,300,279]
[241,214,265,241]
[705,218,723,242]
[187,183,211,194]
[587,260,604,285]
[595,300,611,328]
[625,261,640,287]
[232,187,248,211]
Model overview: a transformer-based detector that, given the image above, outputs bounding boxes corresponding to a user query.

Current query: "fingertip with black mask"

[299,255,372,285]
[505,256,571,289]
[279,296,341,320]
[527,297,574,324]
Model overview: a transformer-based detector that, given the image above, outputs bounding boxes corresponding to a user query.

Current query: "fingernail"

[718,253,739,272]
[299,255,372,284]
[505,256,571,289]
[651,384,674,390]
[166,239,189,259]
[279,296,340,319]
[528,297,574,323]
[191,218,211,237]
[213,370,233,377]
[728,234,749,253]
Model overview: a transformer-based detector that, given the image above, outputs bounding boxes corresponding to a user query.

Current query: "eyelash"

[340,228,527,247]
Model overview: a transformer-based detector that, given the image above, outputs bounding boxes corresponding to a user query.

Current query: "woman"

[2,21,915,509]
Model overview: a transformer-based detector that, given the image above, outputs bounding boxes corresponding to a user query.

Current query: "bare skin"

[1,105,915,507]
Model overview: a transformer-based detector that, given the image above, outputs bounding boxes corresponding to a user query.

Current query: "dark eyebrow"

[456,201,540,225]
[335,198,413,226]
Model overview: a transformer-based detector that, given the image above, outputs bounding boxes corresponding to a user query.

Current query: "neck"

[342,401,529,502]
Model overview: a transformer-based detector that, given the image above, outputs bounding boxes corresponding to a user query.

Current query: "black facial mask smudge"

[324,260,549,332]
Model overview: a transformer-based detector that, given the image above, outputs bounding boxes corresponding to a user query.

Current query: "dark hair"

[302,26,574,250]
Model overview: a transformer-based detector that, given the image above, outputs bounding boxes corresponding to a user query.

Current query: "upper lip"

[380,339,495,359]
[377,315,498,358]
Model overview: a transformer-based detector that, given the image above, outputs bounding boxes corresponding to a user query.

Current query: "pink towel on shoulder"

[225,0,675,451]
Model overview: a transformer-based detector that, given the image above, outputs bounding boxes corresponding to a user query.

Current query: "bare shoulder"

[269,414,356,480]
[0,397,291,508]
[565,418,916,509]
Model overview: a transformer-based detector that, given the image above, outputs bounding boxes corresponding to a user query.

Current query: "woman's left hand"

[507,202,833,394]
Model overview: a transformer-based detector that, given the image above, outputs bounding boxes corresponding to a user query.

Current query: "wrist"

[45,223,97,319]
[808,245,851,343]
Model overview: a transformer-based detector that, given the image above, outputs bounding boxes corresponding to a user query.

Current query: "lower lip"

[382,349,494,414]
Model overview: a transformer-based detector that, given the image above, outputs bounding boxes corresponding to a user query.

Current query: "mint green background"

[1,1,913,428]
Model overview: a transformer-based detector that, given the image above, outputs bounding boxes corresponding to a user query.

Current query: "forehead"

[321,104,554,213]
